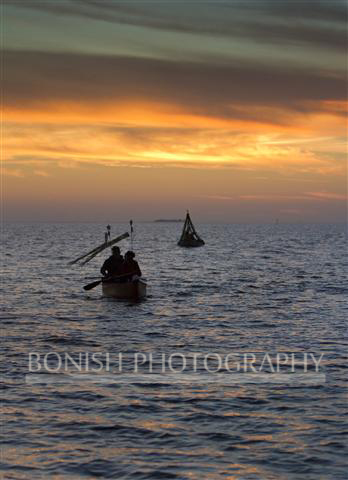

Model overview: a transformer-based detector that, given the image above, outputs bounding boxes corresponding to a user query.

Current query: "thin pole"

[130,220,134,250]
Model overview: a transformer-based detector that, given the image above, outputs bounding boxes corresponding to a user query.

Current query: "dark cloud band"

[6,0,347,52]
[3,50,346,124]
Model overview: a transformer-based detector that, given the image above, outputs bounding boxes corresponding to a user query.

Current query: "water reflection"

[1,223,347,479]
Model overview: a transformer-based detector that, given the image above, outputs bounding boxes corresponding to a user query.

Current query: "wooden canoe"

[102,278,147,299]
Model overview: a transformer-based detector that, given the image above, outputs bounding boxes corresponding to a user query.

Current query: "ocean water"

[1,222,347,479]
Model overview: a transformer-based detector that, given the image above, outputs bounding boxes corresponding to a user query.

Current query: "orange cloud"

[4,98,347,136]
[4,120,345,177]
[2,167,25,178]
[305,191,347,200]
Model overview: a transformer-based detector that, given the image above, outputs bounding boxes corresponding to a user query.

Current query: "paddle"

[83,279,102,291]
[83,271,140,291]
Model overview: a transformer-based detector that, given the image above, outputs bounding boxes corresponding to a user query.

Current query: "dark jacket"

[121,259,142,278]
[101,254,123,276]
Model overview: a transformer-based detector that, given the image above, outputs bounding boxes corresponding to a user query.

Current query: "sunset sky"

[3,0,347,222]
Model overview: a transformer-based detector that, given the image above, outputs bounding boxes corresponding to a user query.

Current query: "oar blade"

[83,280,102,291]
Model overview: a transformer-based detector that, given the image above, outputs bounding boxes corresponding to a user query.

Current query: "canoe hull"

[102,279,147,299]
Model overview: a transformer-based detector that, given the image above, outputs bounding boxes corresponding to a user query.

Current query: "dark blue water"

[1,223,347,479]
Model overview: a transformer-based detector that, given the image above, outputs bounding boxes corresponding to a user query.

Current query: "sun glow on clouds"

[3,0,347,221]
[4,104,345,176]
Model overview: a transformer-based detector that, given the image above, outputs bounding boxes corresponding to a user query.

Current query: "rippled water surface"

[1,223,348,479]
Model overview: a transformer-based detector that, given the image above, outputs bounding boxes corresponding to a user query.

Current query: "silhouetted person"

[121,251,142,280]
[101,246,123,277]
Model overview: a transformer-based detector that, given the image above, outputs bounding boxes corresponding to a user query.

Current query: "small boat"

[178,212,205,247]
[102,277,147,299]
[76,222,149,300]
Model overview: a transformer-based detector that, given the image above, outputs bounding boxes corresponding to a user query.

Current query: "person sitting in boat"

[100,246,123,277]
[121,251,142,280]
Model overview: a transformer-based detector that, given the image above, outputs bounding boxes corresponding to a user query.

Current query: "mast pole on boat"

[130,220,134,250]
